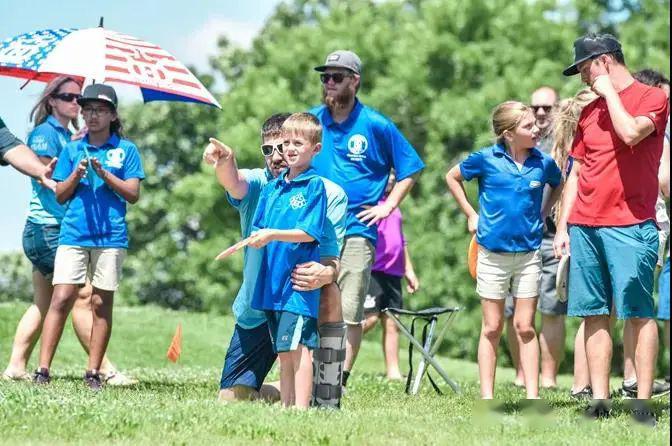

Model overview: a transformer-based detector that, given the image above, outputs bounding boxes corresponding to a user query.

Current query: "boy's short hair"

[262,113,292,141]
[282,112,322,145]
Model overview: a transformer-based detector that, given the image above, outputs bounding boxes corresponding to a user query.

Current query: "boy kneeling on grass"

[248,113,327,408]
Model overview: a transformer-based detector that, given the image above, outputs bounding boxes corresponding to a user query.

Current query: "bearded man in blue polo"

[310,50,425,386]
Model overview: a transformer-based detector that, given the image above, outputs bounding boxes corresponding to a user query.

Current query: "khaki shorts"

[338,236,375,325]
[52,245,126,291]
[476,247,541,299]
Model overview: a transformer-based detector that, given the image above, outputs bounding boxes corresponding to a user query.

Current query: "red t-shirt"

[569,80,669,227]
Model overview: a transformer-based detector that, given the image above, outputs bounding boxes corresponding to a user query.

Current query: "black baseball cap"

[77,83,118,109]
[563,33,622,76]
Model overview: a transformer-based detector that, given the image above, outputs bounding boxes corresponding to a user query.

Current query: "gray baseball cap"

[314,50,362,75]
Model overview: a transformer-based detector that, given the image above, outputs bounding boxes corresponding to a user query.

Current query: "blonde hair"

[492,101,531,145]
[30,76,81,130]
[550,88,597,177]
[549,87,597,223]
[282,112,322,145]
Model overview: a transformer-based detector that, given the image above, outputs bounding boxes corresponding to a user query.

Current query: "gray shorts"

[338,236,375,325]
[505,236,567,318]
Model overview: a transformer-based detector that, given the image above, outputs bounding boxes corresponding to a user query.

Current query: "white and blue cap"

[314,50,362,75]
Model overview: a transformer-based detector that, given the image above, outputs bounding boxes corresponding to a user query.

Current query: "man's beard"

[322,87,355,111]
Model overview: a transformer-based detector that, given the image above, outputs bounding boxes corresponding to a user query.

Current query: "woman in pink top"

[362,171,420,380]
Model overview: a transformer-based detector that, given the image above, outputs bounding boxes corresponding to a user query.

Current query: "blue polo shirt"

[53,134,145,248]
[227,168,347,328]
[310,99,424,244]
[460,143,562,253]
[249,168,327,319]
[27,116,72,225]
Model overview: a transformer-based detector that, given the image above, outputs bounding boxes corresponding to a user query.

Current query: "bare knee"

[513,320,536,342]
[382,315,397,333]
[318,282,343,324]
[218,386,257,402]
[50,287,76,313]
[482,321,504,342]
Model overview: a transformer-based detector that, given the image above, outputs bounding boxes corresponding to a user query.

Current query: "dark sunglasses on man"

[52,93,82,102]
[320,72,351,84]
[531,105,553,114]
[261,143,284,157]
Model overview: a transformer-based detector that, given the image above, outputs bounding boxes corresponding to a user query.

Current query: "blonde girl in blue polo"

[446,101,563,399]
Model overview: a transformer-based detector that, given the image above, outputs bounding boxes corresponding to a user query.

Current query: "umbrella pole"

[99,17,104,28]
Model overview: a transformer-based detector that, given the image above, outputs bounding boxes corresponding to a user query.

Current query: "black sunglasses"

[531,105,553,113]
[320,73,350,84]
[52,93,81,102]
[261,143,284,157]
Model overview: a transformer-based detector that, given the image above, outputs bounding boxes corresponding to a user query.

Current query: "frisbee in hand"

[468,235,479,280]
[215,237,251,260]
[556,254,570,303]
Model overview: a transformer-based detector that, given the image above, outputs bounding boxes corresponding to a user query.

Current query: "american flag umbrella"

[0,23,221,108]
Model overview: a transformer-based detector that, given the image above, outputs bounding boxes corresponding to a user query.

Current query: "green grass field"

[0,302,668,445]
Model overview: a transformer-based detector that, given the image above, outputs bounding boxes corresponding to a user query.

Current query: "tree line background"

[1,0,669,371]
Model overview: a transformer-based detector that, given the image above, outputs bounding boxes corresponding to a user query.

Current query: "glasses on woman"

[81,106,111,117]
[260,143,284,157]
[320,73,351,84]
[52,93,81,103]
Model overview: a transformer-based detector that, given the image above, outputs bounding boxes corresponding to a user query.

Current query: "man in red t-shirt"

[554,34,668,423]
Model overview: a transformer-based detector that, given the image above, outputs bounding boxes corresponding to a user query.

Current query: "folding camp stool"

[383,307,461,395]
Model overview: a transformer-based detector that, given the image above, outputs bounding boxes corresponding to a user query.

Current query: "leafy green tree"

[116,0,668,367]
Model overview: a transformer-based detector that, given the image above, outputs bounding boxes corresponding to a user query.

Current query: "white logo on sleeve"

[289,192,307,210]
[347,134,369,161]
[106,148,126,169]
[529,180,542,188]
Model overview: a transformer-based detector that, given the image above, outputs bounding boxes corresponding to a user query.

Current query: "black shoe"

[571,386,592,400]
[33,368,50,385]
[584,399,611,420]
[84,370,103,391]
[628,400,657,427]
[621,380,671,399]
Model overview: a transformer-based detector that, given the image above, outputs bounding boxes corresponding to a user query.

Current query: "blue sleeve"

[384,121,425,181]
[545,158,562,188]
[52,144,75,182]
[227,169,264,210]
[27,125,59,158]
[295,179,327,242]
[566,156,574,177]
[121,143,145,180]
[320,182,348,258]
[459,151,484,181]
[251,183,272,232]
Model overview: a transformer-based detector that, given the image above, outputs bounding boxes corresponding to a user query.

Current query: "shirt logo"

[289,192,307,210]
[529,180,542,188]
[347,134,368,161]
[31,135,48,152]
[106,148,126,169]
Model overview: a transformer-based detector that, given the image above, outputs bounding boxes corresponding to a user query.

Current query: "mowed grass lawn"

[0,302,669,445]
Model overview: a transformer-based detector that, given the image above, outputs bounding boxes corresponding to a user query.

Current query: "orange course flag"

[166,323,182,363]
[468,235,479,280]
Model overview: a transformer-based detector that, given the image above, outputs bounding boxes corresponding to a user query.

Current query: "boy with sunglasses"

[203,114,348,408]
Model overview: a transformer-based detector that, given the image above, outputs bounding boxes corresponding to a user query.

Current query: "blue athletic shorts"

[659,258,670,321]
[265,310,319,353]
[22,220,60,276]
[219,323,277,391]
[568,222,658,320]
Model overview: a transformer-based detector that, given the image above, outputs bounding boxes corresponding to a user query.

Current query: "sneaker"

[84,370,103,391]
[32,368,51,385]
[104,371,138,387]
[571,386,593,400]
[621,380,671,399]
[584,399,611,420]
[628,400,657,427]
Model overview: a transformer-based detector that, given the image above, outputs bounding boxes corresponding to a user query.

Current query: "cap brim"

[77,97,117,108]
[314,63,358,74]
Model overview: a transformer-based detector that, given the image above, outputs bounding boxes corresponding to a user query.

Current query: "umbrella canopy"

[0,27,221,108]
